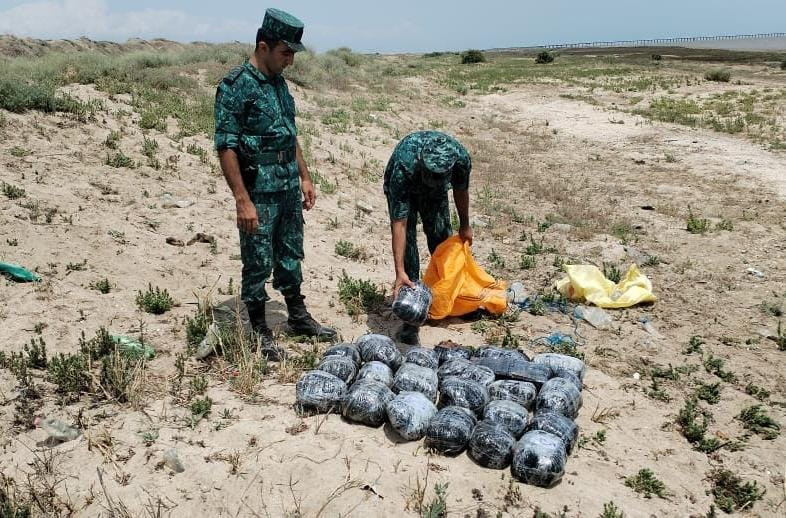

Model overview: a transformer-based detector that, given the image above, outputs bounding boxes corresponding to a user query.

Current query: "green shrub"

[47,352,91,399]
[90,278,112,294]
[781,58,786,70]
[535,51,555,64]
[106,151,135,168]
[461,49,486,64]
[709,469,764,513]
[337,270,385,318]
[736,405,780,439]
[686,206,710,234]
[1,181,25,200]
[624,469,667,499]
[325,47,363,67]
[705,69,731,82]
[651,54,663,61]
[136,284,175,314]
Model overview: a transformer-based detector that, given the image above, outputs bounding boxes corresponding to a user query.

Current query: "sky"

[0,0,784,53]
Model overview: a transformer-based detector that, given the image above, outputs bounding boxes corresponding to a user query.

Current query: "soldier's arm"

[219,150,258,234]
[296,139,316,210]
[391,218,414,297]
[453,189,473,244]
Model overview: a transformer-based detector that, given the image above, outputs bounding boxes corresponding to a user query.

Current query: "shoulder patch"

[223,66,245,85]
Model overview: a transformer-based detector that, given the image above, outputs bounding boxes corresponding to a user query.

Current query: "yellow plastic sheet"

[555,264,656,308]
[423,236,508,319]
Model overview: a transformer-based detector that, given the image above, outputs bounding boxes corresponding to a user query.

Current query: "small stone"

[356,201,373,214]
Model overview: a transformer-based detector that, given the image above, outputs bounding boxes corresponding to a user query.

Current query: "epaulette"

[223,66,245,85]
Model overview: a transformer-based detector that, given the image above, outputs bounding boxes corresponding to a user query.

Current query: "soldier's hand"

[459,224,473,245]
[301,179,316,210]
[393,272,415,299]
[236,199,258,234]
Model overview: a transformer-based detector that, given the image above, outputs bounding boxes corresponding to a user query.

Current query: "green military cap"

[259,8,306,52]
[420,133,461,175]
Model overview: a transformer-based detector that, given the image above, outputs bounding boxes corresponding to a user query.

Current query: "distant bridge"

[531,32,786,50]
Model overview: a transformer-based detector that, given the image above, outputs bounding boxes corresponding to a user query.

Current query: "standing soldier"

[214,8,336,360]
[384,131,473,346]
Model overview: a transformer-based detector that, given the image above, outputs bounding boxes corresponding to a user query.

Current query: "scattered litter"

[160,193,194,209]
[194,322,220,359]
[639,318,662,338]
[507,281,528,304]
[187,233,216,246]
[0,262,40,282]
[163,448,185,473]
[110,335,155,360]
[360,484,383,499]
[166,237,185,247]
[745,267,765,278]
[35,416,80,443]
[556,264,656,308]
[633,372,641,381]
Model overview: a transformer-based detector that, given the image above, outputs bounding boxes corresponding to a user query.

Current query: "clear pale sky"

[0,0,783,53]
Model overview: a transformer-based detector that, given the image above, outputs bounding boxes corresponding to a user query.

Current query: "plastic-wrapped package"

[483,400,529,439]
[295,370,348,413]
[323,343,361,367]
[533,353,586,382]
[437,358,474,381]
[439,358,495,386]
[434,343,472,364]
[356,334,403,370]
[487,380,538,410]
[356,361,394,387]
[472,357,551,388]
[404,346,439,370]
[392,281,433,326]
[424,406,478,455]
[535,377,582,419]
[472,346,530,362]
[341,379,395,426]
[392,363,439,401]
[316,356,357,385]
[526,411,579,454]
[438,377,489,417]
[511,430,568,487]
[551,369,582,392]
[468,421,516,469]
[386,391,437,441]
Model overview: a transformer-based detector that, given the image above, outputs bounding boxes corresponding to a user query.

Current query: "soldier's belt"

[255,148,296,166]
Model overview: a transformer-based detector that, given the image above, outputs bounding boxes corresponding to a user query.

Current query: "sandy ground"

[1,56,786,517]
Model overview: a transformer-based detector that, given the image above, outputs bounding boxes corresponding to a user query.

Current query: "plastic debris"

[575,306,613,330]
[511,430,567,487]
[341,380,394,427]
[556,264,656,308]
[424,406,477,455]
[35,416,80,442]
[392,363,439,401]
[295,370,348,414]
[507,281,528,304]
[194,322,220,360]
[161,193,194,209]
[551,370,582,391]
[639,318,662,338]
[323,343,361,367]
[356,334,403,370]
[746,267,765,278]
[404,346,439,370]
[468,421,516,469]
[0,262,40,282]
[356,361,394,387]
[163,448,185,473]
[386,391,437,441]
[535,377,582,419]
[392,281,432,326]
[526,411,579,454]
[110,335,155,361]
[316,356,357,385]
[472,357,551,388]
[438,377,489,417]
[533,353,587,382]
[483,400,529,439]
[165,237,185,247]
[487,380,538,410]
[186,233,216,246]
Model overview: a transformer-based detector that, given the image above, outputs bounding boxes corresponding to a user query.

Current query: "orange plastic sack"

[423,236,508,319]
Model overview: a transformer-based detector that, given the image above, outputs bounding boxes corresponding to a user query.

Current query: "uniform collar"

[243,60,282,85]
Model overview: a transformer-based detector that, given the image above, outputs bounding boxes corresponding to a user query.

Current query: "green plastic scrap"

[110,335,155,360]
[0,262,41,282]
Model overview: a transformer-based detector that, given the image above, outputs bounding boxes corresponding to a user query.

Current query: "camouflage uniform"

[214,60,303,305]
[383,131,471,281]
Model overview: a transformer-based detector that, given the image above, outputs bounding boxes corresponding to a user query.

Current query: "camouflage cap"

[420,133,460,176]
[258,8,305,52]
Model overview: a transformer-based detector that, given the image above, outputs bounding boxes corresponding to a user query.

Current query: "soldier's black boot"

[284,293,337,341]
[396,323,420,346]
[246,302,287,361]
